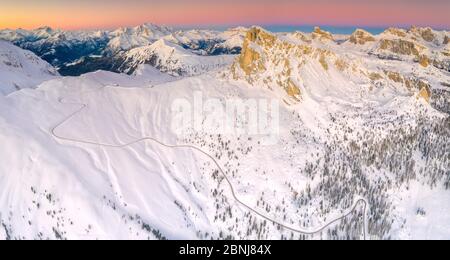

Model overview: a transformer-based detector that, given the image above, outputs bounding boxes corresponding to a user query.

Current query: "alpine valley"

[0,23,449,240]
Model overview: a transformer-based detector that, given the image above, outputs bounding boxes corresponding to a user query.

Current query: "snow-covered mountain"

[0,40,58,95]
[0,25,449,240]
[118,39,235,76]
[0,27,109,69]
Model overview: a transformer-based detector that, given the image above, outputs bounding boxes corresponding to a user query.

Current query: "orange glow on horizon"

[1,1,449,30]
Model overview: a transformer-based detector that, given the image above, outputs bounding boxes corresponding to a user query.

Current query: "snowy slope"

[0,26,449,240]
[106,23,173,53]
[0,27,109,68]
[0,40,58,95]
[1,68,448,240]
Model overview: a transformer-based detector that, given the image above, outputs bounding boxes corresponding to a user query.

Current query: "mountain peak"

[349,29,375,45]
[444,35,449,45]
[383,27,408,38]
[35,26,53,32]
[32,26,56,38]
[227,26,248,32]
[312,27,334,41]
[237,27,276,76]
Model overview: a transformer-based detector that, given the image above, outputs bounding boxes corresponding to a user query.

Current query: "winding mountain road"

[51,86,369,239]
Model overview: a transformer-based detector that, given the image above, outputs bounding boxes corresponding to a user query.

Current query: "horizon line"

[1,22,448,32]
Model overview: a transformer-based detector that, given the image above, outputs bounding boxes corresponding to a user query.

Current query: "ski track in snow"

[50,85,370,239]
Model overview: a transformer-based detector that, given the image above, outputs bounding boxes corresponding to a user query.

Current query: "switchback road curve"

[50,86,370,239]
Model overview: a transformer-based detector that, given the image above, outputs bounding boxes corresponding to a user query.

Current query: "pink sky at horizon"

[0,0,449,30]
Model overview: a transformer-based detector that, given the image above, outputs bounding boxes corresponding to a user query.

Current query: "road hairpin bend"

[51,86,369,239]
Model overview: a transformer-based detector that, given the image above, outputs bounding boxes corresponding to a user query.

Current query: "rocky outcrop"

[238,27,275,76]
[312,27,334,42]
[384,69,432,102]
[417,85,431,103]
[349,29,376,45]
[319,53,329,70]
[379,39,423,57]
[369,72,384,81]
[418,55,430,67]
[233,27,302,100]
[371,27,450,71]
[232,26,442,107]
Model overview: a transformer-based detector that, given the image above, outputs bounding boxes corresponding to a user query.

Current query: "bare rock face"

[385,71,404,83]
[292,32,312,44]
[379,38,423,57]
[233,27,345,101]
[418,55,430,67]
[409,26,436,42]
[349,29,376,45]
[233,27,302,100]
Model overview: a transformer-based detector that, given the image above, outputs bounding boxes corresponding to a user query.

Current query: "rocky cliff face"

[444,36,450,45]
[231,27,352,101]
[232,27,303,100]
